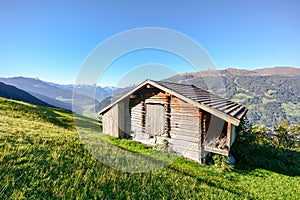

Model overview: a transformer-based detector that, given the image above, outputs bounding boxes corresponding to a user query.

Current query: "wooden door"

[146,104,165,137]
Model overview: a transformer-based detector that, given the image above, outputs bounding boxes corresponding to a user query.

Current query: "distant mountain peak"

[225,68,253,74]
[253,66,300,76]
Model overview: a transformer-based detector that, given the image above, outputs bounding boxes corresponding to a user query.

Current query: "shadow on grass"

[168,164,249,198]
[41,107,75,129]
[73,115,101,132]
[231,142,300,176]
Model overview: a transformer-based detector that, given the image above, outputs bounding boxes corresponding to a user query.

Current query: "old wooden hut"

[98,80,248,163]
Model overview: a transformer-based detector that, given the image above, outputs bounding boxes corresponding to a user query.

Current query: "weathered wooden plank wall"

[130,99,145,139]
[102,97,130,138]
[102,104,119,137]
[145,92,169,140]
[131,91,170,142]
[119,97,131,138]
[146,104,165,136]
[170,96,201,162]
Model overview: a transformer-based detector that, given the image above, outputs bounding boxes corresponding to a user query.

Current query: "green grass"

[231,93,252,104]
[282,102,300,117]
[0,97,299,199]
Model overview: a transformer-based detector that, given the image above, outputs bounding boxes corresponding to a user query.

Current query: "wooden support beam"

[200,110,206,164]
[204,146,229,156]
[227,122,231,148]
[146,84,153,88]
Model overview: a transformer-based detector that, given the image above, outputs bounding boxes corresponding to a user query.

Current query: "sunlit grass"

[0,97,299,199]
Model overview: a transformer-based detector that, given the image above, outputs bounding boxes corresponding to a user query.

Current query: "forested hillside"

[165,67,300,127]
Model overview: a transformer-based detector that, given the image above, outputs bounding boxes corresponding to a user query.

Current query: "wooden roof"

[99,79,248,126]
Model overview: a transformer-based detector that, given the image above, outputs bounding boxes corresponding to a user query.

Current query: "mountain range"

[0,77,115,115]
[164,66,300,127]
[0,66,299,127]
[0,82,52,107]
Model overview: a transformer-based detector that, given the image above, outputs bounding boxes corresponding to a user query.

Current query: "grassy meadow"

[0,97,299,199]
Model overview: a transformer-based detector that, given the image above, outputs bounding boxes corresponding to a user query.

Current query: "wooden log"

[172,147,200,162]
[170,126,200,132]
[170,130,199,138]
[173,145,200,154]
[204,146,229,156]
[173,134,200,142]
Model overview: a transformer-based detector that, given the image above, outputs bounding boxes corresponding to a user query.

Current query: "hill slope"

[0,77,99,114]
[0,97,299,199]
[0,82,52,107]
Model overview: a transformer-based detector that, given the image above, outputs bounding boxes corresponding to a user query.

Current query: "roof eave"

[98,79,153,115]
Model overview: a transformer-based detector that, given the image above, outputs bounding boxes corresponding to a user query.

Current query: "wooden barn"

[98,80,248,163]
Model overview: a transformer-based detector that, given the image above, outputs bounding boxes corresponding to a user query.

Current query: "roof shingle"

[156,81,248,121]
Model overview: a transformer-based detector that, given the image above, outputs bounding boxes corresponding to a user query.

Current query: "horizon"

[1,0,299,86]
[1,65,299,87]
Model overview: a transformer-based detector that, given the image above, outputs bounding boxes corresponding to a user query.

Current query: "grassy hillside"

[0,97,299,199]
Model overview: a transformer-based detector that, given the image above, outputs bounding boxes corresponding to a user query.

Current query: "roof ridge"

[156,80,199,87]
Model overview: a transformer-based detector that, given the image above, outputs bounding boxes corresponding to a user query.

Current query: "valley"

[1,66,299,128]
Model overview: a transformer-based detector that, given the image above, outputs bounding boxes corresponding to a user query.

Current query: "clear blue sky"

[0,0,299,86]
